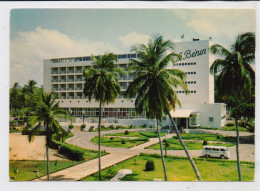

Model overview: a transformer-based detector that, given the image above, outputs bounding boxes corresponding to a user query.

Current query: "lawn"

[172,133,236,142]
[104,131,166,138]
[148,138,235,150]
[83,156,254,181]
[9,160,83,181]
[91,136,149,148]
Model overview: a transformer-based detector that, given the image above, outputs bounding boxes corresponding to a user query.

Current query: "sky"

[10,8,256,87]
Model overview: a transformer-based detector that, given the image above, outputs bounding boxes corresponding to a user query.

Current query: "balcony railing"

[67,79,74,82]
[75,78,83,82]
[51,79,59,82]
[51,71,58,74]
[76,70,82,73]
[59,71,66,74]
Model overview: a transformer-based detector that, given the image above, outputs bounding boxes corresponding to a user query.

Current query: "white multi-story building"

[43,40,226,128]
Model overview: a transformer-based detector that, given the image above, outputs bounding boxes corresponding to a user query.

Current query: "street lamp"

[82,109,85,125]
[69,108,72,125]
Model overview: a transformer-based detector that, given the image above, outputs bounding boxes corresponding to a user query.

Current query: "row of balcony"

[51,79,83,82]
[51,70,83,74]
[51,77,135,83]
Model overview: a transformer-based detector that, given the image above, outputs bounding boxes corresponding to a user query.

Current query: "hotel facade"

[43,40,226,128]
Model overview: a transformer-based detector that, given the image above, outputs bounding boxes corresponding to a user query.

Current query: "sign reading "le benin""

[179,48,207,60]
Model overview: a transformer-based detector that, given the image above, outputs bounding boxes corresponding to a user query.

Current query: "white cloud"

[10,27,120,86]
[119,32,151,48]
[186,20,218,36]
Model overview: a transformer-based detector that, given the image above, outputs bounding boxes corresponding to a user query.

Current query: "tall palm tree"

[83,53,124,181]
[10,82,21,111]
[126,35,202,181]
[22,80,37,123]
[210,32,255,181]
[25,91,68,181]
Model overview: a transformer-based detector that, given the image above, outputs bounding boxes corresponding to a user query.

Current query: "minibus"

[202,146,230,159]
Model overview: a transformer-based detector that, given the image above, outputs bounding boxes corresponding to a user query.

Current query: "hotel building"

[43,40,226,128]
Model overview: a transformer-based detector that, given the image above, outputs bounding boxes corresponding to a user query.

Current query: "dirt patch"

[9,133,69,161]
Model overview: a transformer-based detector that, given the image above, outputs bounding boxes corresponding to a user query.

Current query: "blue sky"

[10,9,256,86]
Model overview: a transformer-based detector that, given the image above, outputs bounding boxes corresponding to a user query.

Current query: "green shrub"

[145,160,155,171]
[81,124,86,128]
[51,140,85,161]
[69,124,74,129]
[108,125,115,130]
[226,123,234,127]
[89,126,94,132]
[203,140,208,145]
[124,130,129,135]
[121,139,126,144]
[155,130,158,134]
[110,137,114,140]
[116,125,121,130]
[22,129,46,135]
[101,125,106,129]
[141,124,147,128]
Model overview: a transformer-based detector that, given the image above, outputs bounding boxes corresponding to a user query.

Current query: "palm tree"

[25,91,68,181]
[10,82,21,111]
[22,80,37,123]
[210,32,255,181]
[126,35,202,181]
[83,53,124,181]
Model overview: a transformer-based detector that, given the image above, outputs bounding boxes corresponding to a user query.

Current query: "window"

[209,117,214,122]
[213,148,219,151]
[185,63,187,65]
[188,63,190,65]
[194,90,196,93]
[194,81,196,84]
[188,72,190,74]
[191,63,193,65]
[194,62,196,65]
[194,72,196,74]
[182,63,184,65]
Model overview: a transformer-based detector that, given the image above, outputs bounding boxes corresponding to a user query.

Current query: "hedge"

[22,129,46,136]
[139,153,255,165]
[51,140,85,161]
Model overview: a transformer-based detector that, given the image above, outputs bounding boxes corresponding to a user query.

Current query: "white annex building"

[43,40,226,129]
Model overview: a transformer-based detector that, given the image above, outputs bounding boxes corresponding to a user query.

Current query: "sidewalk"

[34,153,135,181]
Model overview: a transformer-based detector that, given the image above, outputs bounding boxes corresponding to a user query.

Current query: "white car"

[202,145,230,159]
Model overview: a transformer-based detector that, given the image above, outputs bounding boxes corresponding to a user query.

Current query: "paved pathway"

[34,127,255,181]
[34,153,135,181]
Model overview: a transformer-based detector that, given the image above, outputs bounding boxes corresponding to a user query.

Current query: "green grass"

[220,126,249,132]
[83,156,254,181]
[91,136,148,148]
[104,131,143,137]
[148,138,235,150]
[172,133,236,142]
[9,160,83,181]
[104,131,165,138]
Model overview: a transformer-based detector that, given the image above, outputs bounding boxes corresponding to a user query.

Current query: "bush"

[121,139,126,144]
[69,124,74,129]
[145,160,155,171]
[141,124,147,128]
[81,124,86,128]
[124,130,129,135]
[155,130,158,134]
[101,125,106,129]
[116,125,121,130]
[129,124,135,129]
[203,140,208,145]
[108,125,115,130]
[110,137,114,140]
[89,126,94,132]
[149,125,153,128]
[51,140,85,161]
[22,129,46,135]
[226,123,234,127]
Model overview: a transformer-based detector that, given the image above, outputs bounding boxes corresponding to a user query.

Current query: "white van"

[202,146,230,159]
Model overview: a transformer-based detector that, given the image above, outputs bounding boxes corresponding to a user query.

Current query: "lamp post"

[69,108,72,125]
[82,109,85,125]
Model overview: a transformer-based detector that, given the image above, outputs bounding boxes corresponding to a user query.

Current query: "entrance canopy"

[170,109,194,118]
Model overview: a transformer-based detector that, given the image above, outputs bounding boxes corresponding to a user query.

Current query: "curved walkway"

[35,128,255,181]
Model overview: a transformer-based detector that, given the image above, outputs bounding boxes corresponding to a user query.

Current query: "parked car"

[202,145,230,159]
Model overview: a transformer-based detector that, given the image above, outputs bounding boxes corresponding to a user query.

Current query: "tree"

[25,91,68,181]
[126,35,202,181]
[210,32,255,181]
[10,82,21,111]
[83,53,124,181]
